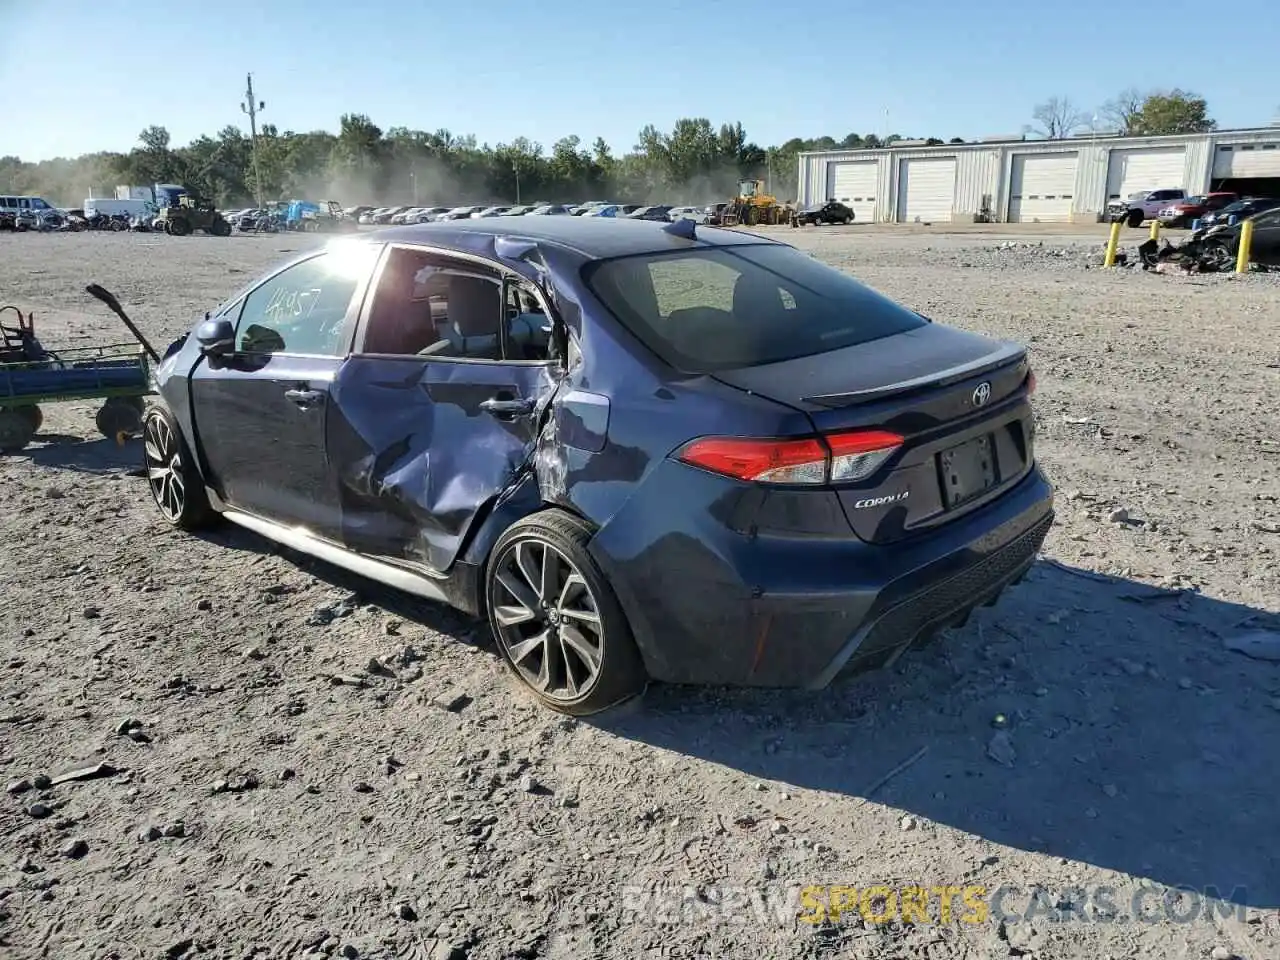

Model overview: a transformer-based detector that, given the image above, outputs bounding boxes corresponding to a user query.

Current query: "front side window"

[233,252,368,356]
[584,244,928,373]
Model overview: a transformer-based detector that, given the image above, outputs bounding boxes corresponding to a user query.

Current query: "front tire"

[1126,209,1144,228]
[1202,240,1234,267]
[141,402,216,530]
[485,509,647,715]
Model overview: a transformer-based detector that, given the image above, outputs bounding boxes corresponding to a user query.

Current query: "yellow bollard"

[1235,218,1255,274]
[1149,220,1160,243]
[1103,220,1122,267]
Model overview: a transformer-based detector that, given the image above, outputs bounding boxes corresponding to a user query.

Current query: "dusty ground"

[1,225,1278,960]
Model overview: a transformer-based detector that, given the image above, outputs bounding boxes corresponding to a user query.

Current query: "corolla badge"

[852,490,910,509]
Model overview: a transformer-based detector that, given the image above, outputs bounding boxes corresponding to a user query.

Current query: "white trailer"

[84,198,159,219]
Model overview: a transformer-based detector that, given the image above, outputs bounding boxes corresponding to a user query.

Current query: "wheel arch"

[454,463,665,681]
[457,471,601,614]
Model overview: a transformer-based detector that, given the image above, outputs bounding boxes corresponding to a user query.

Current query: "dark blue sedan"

[141,216,1053,714]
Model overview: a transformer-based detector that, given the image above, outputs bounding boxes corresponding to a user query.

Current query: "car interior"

[360,249,553,361]
[596,256,799,368]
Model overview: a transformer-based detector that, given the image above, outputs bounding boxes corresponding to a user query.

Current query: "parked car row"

[334,200,738,227]
[1109,188,1280,229]
[1192,195,1280,229]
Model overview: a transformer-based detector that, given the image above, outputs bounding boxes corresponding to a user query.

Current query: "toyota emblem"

[972,382,992,407]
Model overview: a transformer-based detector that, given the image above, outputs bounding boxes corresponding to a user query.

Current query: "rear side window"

[583,244,927,372]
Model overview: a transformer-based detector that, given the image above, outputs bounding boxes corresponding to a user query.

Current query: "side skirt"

[218,506,450,605]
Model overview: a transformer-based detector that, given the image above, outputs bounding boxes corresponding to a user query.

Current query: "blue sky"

[4,0,1278,162]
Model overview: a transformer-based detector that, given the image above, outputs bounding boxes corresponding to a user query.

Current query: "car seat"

[420,275,503,359]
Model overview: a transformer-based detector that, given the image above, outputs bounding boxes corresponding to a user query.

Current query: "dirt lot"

[1,225,1278,960]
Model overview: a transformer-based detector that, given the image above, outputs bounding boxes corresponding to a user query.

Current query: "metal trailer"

[0,290,159,453]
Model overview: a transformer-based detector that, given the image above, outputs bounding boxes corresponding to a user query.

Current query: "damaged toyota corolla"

[142,217,1053,714]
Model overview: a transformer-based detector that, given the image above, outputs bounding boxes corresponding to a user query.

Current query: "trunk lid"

[711,324,1037,544]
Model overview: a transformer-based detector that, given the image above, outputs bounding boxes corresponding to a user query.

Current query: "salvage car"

[1194,207,1280,265]
[792,200,855,226]
[1197,196,1280,230]
[702,202,729,225]
[625,205,673,222]
[1157,192,1238,228]
[139,218,1053,713]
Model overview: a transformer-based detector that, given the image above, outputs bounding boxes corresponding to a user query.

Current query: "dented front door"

[327,356,557,572]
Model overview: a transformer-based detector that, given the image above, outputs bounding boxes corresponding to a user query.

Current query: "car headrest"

[732,270,784,322]
[448,275,500,337]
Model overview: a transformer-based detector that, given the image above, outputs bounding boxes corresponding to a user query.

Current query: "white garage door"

[1106,148,1186,201]
[1212,142,1280,178]
[896,158,956,222]
[1008,152,1077,222]
[827,161,878,222]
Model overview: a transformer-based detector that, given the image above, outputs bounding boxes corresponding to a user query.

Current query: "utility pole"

[240,74,266,209]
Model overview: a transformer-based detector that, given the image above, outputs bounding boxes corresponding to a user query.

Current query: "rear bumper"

[588,464,1054,688]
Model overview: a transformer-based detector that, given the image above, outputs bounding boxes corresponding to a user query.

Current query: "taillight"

[826,430,905,482]
[1025,369,1037,395]
[676,430,903,485]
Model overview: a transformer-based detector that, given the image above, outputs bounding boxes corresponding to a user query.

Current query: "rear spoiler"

[803,341,1026,408]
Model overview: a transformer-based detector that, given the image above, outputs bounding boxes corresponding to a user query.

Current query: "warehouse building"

[796,126,1280,223]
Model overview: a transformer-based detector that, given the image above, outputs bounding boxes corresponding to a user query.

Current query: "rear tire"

[167,218,191,236]
[485,509,647,715]
[210,218,231,237]
[141,402,216,530]
[0,408,37,453]
[16,404,42,435]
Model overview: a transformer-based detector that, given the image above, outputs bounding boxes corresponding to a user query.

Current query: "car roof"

[369,216,781,259]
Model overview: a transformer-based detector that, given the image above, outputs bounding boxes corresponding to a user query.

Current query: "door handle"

[480,396,535,418]
[284,388,323,406]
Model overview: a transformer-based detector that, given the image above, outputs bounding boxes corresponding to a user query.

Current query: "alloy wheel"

[490,538,605,702]
[143,414,186,521]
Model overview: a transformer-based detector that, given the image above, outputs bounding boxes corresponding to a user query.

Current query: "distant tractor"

[154,195,232,237]
[720,178,787,227]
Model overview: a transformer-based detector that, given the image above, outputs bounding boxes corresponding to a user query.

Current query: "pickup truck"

[1106,188,1187,227]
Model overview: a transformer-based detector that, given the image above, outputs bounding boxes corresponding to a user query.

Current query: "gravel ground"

[1,226,1278,960]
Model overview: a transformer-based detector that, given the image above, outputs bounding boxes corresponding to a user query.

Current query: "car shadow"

[20,435,143,475]
[175,515,1280,906]
[590,559,1280,908]
[192,523,490,649]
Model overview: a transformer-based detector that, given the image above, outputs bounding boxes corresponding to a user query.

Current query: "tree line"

[0,88,1223,209]
[0,117,972,210]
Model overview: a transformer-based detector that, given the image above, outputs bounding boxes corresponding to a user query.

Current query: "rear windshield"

[582,244,927,372]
